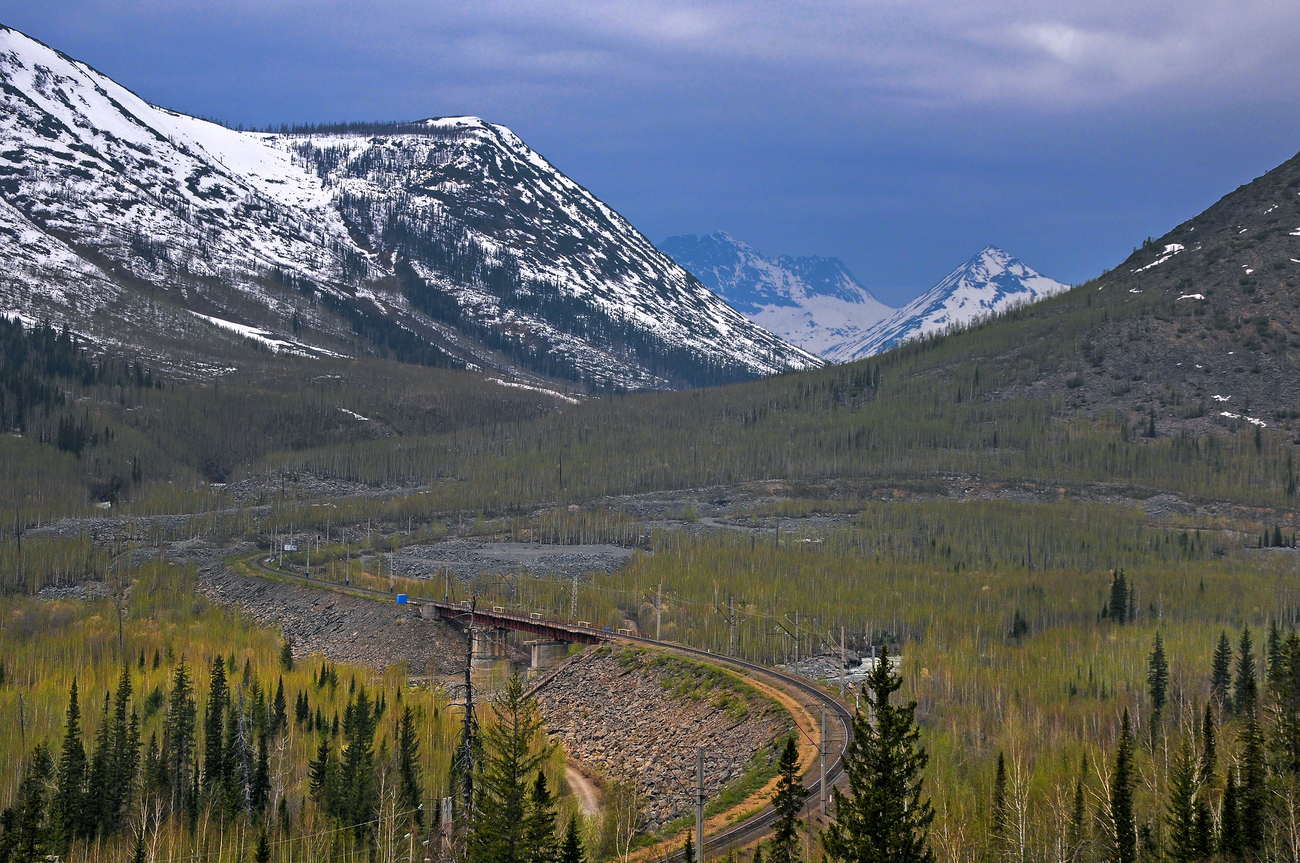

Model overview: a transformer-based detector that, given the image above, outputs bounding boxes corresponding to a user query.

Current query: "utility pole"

[571,571,579,619]
[728,595,736,657]
[696,747,705,863]
[794,610,800,666]
[656,582,663,641]
[820,705,827,816]
[840,626,846,698]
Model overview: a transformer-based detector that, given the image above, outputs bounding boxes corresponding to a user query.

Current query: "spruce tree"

[1211,632,1234,712]
[295,691,310,728]
[1066,757,1087,863]
[280,638,294,673]
[1276,632,1300,775]
[308,735,335,804]
[1234,627,1257,717]
[683,831,695,863]
[221,697,245,818]
[1219,770,1241,859]
[990,752,1008,855]
[1198,703,1216,785]
[164,657,197,818]
[769,736,803,863]
[397,705,423,826]
[86,692,112,836]
[340,685,378,835]
[469,673,546,863]
[1239,702,1267,854]
[1109,710,1136,863]
[560,817,585,863]
[1164,737,1197,863]
[203,656,227,788]
[1108,570,1129,623]
[1267,620,1284,692]
[1192,795,1213,862]
[252,732,270,816]
[3,743,54,863]
[822,643,934,863]
[272,678,287,736]
[254,828,271,863]
[1147,633,1169,721]
[102,666,139,836]
[141,732,164,803]
[51,679,87,850]
[522,771,559,863]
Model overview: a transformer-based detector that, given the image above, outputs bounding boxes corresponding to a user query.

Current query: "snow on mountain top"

[825,246,1069,361]
[661,231,893,357]
[0,24,819,387]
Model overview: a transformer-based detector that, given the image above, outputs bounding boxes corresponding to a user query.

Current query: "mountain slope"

[660,232,892,357]
[1029,148,1300,432]
[827,247,1069,361]
[0,25,819,388]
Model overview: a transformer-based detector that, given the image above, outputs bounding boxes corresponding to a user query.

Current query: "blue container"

[396,594,408,605]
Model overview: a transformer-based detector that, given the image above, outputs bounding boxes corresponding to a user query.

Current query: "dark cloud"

[5,0,1299,302]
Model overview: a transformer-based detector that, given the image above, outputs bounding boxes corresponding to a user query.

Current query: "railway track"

[249,557,855,854]
[619,633,854,858]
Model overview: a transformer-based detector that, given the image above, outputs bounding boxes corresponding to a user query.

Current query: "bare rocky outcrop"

[199,567,465,675]
[533,646,789,832]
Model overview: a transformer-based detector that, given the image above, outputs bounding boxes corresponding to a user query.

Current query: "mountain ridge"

[659,231,892,357]
[0,25,821,389]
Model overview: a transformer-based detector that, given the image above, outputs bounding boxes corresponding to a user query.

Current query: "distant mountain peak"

[825,247,1068,361]
[660,232,892,357]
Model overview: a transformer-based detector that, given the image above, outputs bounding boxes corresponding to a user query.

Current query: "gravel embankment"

[534,646,788,833]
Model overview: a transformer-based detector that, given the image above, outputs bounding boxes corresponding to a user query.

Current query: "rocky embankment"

[533,647,789,832]
[200,567,465,675]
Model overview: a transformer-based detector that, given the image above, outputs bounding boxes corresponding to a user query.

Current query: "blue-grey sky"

[6,1,1300,306]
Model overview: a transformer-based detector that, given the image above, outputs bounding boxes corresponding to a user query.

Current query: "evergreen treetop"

[1210,632,1234,712]
[822,643,934,863]
[1109,710,1136,863]
[769,735,804,863]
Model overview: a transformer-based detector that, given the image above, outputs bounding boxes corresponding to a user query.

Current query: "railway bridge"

[254,558,851,858]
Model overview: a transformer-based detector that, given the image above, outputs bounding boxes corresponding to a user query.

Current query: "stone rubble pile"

[781,651,901,689]
[534,648,788,832]
[200,567,465,675]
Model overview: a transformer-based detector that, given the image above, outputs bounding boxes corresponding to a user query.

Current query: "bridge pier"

[472,628,511,667]
[527,640,569,678]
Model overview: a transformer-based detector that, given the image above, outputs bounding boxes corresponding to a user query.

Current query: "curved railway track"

[619,632,855,858]
[250,558,854,854]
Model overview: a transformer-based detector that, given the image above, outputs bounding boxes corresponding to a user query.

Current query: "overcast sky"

[6,1,1299,305]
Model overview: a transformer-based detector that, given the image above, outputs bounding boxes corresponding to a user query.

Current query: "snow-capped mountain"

[660,232,892,357]
[825,247,1070,361]
[0,25,820,388]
